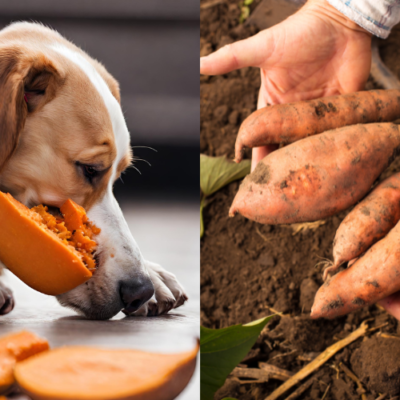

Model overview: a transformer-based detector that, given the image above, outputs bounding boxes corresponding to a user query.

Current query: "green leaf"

[240,6,250,22]
[200,197,207,238]
[200,155,250,197]
[243,0,254,5]
[200,315,275,400]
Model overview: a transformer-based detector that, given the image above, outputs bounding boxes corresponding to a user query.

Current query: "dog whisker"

[132,157,151,167]
[131,146,157,152]
[131,165,142,175]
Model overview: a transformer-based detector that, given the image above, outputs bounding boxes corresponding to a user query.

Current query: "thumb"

[200,31,271,75]
[378,292,400,320]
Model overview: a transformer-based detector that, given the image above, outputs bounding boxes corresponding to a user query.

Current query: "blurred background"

[0,1,199,399]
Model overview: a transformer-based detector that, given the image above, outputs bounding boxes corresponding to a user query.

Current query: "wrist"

[304,0,372,35]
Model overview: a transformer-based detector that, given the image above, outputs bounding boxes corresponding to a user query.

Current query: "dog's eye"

[76,163,100,184]
[85,166,97,177]
[83,165,99,183]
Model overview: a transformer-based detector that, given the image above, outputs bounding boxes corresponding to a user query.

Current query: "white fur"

[51,44,187,318]
[51,44,129,183]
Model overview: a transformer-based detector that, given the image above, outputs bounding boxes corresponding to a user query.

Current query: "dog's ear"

[23,55,63,113]
[0,49,63,172]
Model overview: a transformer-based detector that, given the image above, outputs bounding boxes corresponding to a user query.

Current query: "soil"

[200,1,400,399]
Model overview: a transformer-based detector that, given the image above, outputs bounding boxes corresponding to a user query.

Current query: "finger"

[378,291,400,320]
[251,145,278,172]
[257,86,267,109]
[250,80,280,171]
[200,31,269,76]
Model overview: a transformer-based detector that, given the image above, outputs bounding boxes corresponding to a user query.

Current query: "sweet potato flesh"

[0,331,49,394]
[15,344,198,400]
[0,193,99,295]
[32,199,100,271]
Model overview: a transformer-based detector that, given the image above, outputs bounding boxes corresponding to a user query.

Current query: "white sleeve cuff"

[326,0,400,39]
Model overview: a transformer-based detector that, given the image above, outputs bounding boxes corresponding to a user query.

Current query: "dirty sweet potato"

[229,123,400,224]
[323,172,400,280]
[235,90,400,162]
[311,218,400,319]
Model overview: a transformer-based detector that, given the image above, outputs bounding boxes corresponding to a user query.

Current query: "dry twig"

[255,227,286,243]
[339,363,367,400]
[297,352,320,362]
[258,363,294,381]
[255,226,270,242]
[321,384,331,400]
[368,322,389,333]
[269,350,297,361]
[381,333,400,340]
[264,320,369,400]
[232,367,271,382]
[265,306,287,317]
[290,220,326,235]
[329,363,340,380]
[283,371,323,400]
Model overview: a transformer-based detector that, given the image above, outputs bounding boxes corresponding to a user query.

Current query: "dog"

[0,22,188,320]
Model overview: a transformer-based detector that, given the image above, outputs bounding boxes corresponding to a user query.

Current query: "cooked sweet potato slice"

[15,344,198,400]
[0,331,49,394]
[0,192,99,295]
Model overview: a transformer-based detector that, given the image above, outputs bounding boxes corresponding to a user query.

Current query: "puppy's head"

[0,22,154,319]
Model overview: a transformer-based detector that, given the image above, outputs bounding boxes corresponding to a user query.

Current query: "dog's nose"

[120,278,154,314]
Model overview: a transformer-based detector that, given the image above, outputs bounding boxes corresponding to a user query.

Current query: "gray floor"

[0,201,199,400]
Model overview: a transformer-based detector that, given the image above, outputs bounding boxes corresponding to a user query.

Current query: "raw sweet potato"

[0,192,99,295]
[311,218,400,319]
[235,89,400,162]
[0,331,49,393]
[229,123,400,224]
[15,344,199,400]
[323,172,400,280]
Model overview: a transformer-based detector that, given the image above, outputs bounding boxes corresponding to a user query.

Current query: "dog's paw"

[0,282,14,315]
[129,300,150,317]
[145,260,188,313]
[128,296,175,317]
[148,296,176,316]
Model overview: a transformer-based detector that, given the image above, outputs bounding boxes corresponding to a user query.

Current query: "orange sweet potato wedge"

[0,192,99,295]
[0,331,49,394]
[15,344,199,400]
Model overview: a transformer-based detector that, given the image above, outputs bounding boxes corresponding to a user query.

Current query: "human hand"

[200,0,372,171]
[379,293,400,320]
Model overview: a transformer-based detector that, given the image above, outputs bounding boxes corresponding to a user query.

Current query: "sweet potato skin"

[229,123,400,224]
[235,90,400,162]
[0,193,92,295]
[324,172,400,280]
[311,219,400,319]
[15,344,198,400]
[0,331,49,394]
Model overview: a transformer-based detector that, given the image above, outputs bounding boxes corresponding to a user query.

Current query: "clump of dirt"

[201,1,400,399]
[351,336,400,395]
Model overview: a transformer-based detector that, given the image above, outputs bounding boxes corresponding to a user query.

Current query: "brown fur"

[0,22,130,210]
